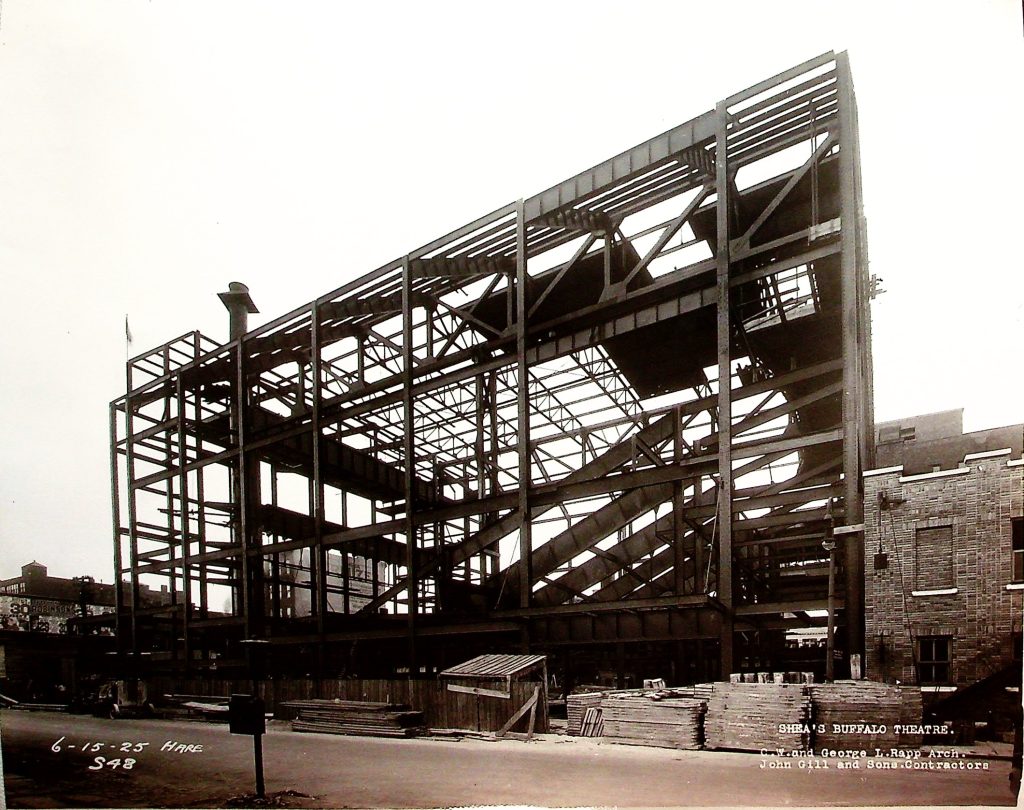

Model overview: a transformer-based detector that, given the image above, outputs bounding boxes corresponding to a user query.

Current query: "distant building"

[874,408,1023,474]
[862,410,1023,734]
[0,561,176,636]
[0,562,116,635]
[0,562,142,701]
[269,550,391,618]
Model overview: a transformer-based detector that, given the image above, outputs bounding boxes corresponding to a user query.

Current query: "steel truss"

[111,51,872,683]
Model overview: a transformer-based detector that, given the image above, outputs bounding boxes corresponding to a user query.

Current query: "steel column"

[175,376,192,671]
[402,256,418,669]
[124,368,140,658]
[516,199,532,611]
[837,52,865,668]
[714,99,734,677]
[108,402,124,650]
[311,307,328,665]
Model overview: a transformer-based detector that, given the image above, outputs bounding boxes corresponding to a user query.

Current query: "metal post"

[672,407,687,595]
[824,535,837,682]
[714,99,734,677]
[270,467,281,619]
[235,342,253,639]
[253,734,265,799]
[176,376,192,672]
[109,402,124,652]
[124,364,140,659]
[516,199,532,612]
[837,52,865,665]
[401,256,418,671]
[311,304,327,642]
[240,638,269,798]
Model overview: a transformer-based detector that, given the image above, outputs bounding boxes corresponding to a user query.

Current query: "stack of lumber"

[808,681,903,751]
[601,693,704,750]
[704,682,811,752]
[693,683,715,701]
[898,687,923,747]
[579,707,604,737]
[566,692,605,736]
[285,699,425,738]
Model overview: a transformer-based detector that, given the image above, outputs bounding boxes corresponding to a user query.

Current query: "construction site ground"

[1,710,1017,808]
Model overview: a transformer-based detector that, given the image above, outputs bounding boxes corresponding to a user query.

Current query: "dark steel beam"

[714,98,734,677]
[493,592,709,619]
[401,255,418,668]
[837,52,866,668]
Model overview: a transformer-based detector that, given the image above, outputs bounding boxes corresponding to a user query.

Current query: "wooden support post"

[495,686,540,738]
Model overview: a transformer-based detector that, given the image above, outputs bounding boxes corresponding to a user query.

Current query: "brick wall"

[863,455,1023,687]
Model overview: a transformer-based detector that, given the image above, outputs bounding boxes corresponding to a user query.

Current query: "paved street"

[1,710,1016,808]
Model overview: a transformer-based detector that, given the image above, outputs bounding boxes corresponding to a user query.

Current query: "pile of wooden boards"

[897,687,924,747]
[285,699,426,738]
[566,682,924,754]
[693,683,715,702]
[601,693,704,749]
[566,692,605,736]
[809,681,906,751]
[579,707,604,737]
[704,682,811,752]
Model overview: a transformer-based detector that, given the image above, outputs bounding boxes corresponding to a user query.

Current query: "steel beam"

[401,256,418,669]
[714,99,734,676]
[836,52,865,669]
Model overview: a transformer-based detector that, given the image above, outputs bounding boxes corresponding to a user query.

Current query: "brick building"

[862,410,1023,719]
[0,562,175,701]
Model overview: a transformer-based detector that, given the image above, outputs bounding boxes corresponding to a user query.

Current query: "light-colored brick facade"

[863,452,1023,687]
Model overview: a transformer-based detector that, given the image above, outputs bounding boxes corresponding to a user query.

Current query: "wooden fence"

[146,676,548,733]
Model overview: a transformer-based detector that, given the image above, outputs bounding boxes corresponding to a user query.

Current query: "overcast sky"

[1,1,1022,583]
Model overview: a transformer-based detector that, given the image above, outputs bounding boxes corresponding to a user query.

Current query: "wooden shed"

[439,654,549,735]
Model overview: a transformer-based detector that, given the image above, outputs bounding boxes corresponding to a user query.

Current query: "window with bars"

[915,526,953,589]
[918,636,951,684]
[1013,517,1023,583]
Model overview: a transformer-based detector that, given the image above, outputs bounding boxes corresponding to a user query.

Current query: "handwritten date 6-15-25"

[51,737,148,754]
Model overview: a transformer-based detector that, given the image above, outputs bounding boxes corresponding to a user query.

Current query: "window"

[915,526,954,589]
[878,425,900,444]
[878,424,915,444]
[918,636,951,684]
[1013,518,1023,583]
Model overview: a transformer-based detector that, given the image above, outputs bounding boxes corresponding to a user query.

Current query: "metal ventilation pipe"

[218,282,259,341]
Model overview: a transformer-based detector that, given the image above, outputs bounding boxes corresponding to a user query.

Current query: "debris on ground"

[223,789,318,808]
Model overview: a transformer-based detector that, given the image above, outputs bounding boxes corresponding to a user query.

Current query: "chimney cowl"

[218,282,259,342]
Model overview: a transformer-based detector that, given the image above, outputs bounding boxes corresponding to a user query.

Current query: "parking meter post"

[229,693,267,799]
[253,732,265,798]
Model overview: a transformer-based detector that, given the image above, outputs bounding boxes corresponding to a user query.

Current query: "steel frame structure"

[111,51,872,683]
